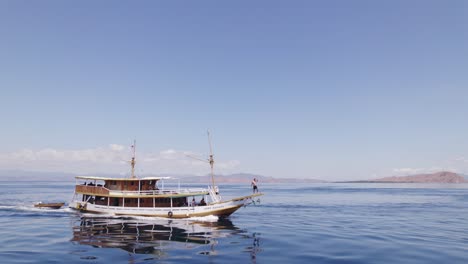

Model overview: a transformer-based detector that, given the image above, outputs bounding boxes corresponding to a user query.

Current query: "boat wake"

[0,204,74,218]
[1,202,222,223]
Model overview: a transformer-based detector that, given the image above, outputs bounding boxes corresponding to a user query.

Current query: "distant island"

[344,171,467,183]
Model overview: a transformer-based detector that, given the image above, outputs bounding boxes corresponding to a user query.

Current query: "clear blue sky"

[1,1,467,180]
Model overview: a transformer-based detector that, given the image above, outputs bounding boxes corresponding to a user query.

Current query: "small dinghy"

[34,202,65,209]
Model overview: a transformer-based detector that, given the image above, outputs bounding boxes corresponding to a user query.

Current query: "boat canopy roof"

[75,176,171,181]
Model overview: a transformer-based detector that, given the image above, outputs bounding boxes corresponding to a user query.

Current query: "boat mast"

[184,131,217,190]
[131,140,136,178]
[207,131,215,188]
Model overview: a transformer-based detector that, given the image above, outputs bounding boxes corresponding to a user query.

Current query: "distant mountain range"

[162,173,325,184]
[1,169,466,184]
[345,171,467,183]
[0,170,73,181]
[0,170,324,183]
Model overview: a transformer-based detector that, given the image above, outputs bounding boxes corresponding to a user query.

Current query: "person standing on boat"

[251,178,258,193]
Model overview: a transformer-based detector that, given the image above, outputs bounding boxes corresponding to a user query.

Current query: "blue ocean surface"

[1,181,468,263]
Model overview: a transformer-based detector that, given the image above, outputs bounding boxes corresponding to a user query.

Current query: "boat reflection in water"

[71,216,261,260]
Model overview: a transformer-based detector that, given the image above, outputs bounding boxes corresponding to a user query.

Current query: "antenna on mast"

[207,130,215,189]
[130,140,136,178]
[184,131,218,194]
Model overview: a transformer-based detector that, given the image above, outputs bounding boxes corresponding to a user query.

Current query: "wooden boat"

[69,135,263,218]
[34,202,65,209]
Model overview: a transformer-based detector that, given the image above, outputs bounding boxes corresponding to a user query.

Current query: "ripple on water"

[1,182,468,264]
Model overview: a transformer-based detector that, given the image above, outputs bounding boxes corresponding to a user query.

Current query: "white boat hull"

[69,194,260,218]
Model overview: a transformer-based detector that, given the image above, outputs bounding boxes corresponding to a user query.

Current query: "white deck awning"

[75,176,171,181]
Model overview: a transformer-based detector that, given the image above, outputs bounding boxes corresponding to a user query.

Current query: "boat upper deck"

[74,176,209,198]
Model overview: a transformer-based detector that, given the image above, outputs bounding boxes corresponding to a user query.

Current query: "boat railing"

[76,184,208,196]
[108,188,208,196]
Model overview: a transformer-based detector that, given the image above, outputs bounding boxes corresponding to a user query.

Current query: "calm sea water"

[1,181,468,263]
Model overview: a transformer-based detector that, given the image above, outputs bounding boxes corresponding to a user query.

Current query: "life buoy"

[168,211,173,218]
